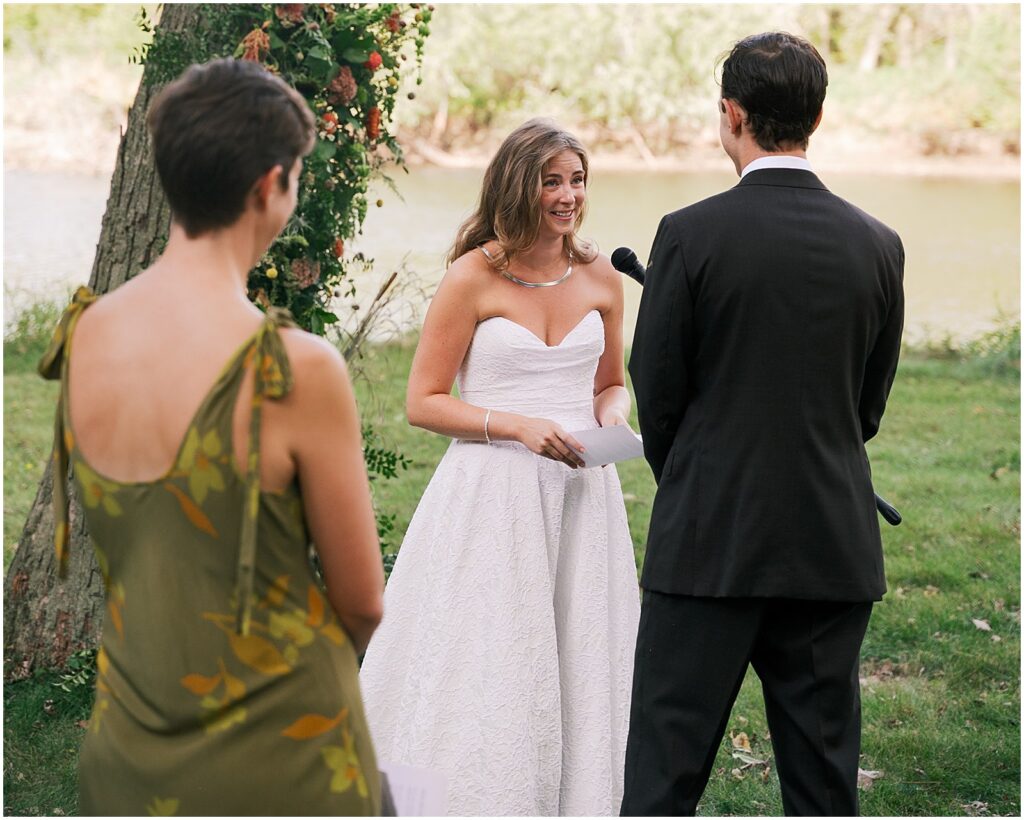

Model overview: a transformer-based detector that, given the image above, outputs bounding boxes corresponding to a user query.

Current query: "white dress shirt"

[740,155,814,178]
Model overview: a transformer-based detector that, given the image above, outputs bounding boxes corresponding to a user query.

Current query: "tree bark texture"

[4,4,197,676]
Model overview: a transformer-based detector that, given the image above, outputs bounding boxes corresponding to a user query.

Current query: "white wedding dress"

[359,309,641,816]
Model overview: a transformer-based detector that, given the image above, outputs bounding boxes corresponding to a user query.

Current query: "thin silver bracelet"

[484,408,492,444]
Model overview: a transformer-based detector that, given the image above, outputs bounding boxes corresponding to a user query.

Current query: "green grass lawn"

[4,330,1020,816]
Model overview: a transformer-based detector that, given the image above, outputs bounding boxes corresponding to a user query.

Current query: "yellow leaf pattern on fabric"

[147,797,180,816]
[218,658,247,701]
[178,428,226,505]
[320,622,347,646]
[269,611,315,647]
[74,463,123,517]
[227,631,291,676]
[306,585,325,628]
[93,547,126,640]
[260,353,287,397]
[164,482,219,537]
[108,600,124,640]
[320,726,369,797]
[181,672,222,696]
[204,705,247,734]
[262,575,290,608]
[90,698,109,734]
[281,707,347,740]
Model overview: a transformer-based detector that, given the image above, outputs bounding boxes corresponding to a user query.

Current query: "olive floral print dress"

[42,288,380,816]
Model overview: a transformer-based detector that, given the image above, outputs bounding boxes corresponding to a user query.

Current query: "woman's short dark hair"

[720,32,827,152]
[147,58,316,237]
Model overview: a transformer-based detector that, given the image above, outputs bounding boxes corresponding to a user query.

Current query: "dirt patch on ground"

[860,658,919,686]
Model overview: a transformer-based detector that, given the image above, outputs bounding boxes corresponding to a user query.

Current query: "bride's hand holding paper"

[568,423,644,468]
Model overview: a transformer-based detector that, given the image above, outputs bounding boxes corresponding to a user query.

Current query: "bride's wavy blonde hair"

[447,118,597,269]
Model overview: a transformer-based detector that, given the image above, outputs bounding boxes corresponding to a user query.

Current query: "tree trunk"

[895,11,914,70]
[858,6,898,73]
[3,4,196,676]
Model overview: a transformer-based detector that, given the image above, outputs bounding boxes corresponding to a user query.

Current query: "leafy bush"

[961,320,1020,376]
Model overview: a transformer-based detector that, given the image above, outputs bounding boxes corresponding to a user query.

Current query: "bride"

[359,118,640,816]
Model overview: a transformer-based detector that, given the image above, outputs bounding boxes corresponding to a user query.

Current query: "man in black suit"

[621,32,904,816]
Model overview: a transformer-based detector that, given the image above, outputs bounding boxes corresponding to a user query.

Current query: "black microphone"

[615,243,902,526]
[611,246,646,286]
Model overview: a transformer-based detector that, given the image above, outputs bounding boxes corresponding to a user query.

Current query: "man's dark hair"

[147,58,316,237]
[720,32,827,152]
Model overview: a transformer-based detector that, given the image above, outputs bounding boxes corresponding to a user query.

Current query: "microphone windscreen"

[611,247,638,273]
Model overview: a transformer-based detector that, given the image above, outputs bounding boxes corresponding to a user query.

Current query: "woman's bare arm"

[284,334,384,655]
[592,257,632,427]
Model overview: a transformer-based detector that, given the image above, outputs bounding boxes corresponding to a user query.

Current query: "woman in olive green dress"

[41,59,385,815]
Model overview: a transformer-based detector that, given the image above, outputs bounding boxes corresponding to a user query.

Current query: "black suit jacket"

[629,168,904,602]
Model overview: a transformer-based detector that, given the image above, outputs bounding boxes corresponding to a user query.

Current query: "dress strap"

[38,286,99,577]
[235,306,296,635]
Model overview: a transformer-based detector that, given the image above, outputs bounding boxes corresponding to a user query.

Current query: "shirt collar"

[740,155,813,178]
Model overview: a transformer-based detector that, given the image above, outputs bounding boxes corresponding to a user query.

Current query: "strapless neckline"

[478,309,600,349]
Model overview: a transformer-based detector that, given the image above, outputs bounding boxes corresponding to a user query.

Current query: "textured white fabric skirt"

[359,438,641,816]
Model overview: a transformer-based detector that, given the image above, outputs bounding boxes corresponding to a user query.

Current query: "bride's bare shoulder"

[439,246,495,295]
[579,251,622,293]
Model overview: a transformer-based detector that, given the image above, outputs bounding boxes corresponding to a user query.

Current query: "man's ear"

[723,98,745,136]
[810,106,824,135]
[252,164,285,210]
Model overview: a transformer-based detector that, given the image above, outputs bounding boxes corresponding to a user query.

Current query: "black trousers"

[620,591,873,816]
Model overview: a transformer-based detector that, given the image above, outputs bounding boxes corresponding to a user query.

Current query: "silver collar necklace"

[479,245,574,288]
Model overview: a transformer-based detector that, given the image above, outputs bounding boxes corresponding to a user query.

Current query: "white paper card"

[567,425,644,468]
[379,761,448,816]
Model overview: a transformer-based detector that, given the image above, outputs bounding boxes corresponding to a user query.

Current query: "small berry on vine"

[266,267,279,280]
[376,199,384,207]
[364,51,383,71]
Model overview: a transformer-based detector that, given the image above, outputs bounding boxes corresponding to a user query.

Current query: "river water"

[4,167,1019,345]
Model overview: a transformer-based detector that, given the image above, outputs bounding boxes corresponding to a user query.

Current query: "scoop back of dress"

[43,291,381,816]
